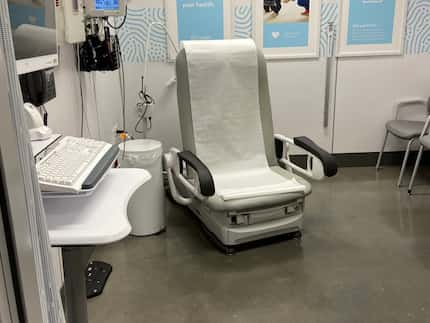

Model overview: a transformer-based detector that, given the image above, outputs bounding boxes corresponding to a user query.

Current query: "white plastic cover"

[119,139,162,166]
[183,39,305,201]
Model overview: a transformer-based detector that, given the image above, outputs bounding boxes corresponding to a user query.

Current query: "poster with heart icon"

[253,0,321,59]
[337,0,407,57]
[166,0,232,59]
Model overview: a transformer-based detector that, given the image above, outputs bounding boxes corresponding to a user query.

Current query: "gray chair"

[408,116,430,194]
[376,98,430,186]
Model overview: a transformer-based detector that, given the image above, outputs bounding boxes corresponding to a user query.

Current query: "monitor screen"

[95,0,120,11]
[8,0,57,74]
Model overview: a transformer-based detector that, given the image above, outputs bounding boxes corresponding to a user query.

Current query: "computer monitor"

[8,0,58,75]
[85,0,126,17]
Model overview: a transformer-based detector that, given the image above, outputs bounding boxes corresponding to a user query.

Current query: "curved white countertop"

[43,168,151,246]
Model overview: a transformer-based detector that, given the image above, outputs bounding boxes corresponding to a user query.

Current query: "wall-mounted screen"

[85,0,126,17]
[96,0,120,11]
[8,0,58,75]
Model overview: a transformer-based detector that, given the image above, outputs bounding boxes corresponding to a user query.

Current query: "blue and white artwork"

[264,21,309,48]
[262,0,311,48]
[115,0,430,63]
[347,0,396,45]
[176,0,225,41]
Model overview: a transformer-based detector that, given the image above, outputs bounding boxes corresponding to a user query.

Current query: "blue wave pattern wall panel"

[234,3,253,39]
[117,7,168,63]
[405,0,430,55]
[320,1,339,56]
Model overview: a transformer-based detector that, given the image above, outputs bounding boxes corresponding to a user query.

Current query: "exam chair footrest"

[86,261,112,299]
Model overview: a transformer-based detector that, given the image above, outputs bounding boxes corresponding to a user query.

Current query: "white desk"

[44,168,151,246]
[43,168,151,323]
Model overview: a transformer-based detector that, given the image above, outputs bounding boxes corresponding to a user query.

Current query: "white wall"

[45,44,181,150]
[120,62,182,149]
[46,43,430,156]
[267,58,334,152]
[44,44,81,137]
[334,54,430,153]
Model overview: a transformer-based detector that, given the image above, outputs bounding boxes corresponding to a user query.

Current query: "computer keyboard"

[36,136,119,194]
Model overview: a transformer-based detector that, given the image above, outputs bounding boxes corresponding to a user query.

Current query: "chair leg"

[408,145,424,195]
[376,131,389,170]
[398,138,415,187]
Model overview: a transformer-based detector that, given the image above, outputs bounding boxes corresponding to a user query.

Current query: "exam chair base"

[199,220,302,255]
[188,198,305,249]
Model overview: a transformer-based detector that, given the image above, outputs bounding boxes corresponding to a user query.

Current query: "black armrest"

[177,151,215,196]
[293,136,338,177]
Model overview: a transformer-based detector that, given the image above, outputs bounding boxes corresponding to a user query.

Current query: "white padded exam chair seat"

[205,166,311,212]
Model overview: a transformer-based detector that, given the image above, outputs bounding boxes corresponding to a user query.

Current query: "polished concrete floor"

[88,167,430,323]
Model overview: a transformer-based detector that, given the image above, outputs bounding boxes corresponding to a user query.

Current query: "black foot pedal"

[86,261,112,299]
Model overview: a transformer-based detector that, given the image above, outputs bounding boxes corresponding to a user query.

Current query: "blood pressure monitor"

[85,0,126,17]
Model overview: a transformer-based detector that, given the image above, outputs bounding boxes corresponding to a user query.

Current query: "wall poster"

[253,0,321,59]
[337,0,407,57]
[166,0,232,58]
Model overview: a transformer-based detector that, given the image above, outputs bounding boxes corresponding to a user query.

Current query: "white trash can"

[119,139,165,236]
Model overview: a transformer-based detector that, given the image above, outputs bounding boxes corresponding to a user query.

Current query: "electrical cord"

[117,38,126,132]
[75,44,84,137]
[134,104,149,134]
[115,36,128,159]
[82,74,94,138]
[91,73,102,140]
[134,87,155,134]
[135,22,176,137]
[75,44,94,138]
[106,4,128,30]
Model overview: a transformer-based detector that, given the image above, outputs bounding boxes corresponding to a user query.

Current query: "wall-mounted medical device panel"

[62,0,86,43]
[59,0,126,44]
[84,0,126,17]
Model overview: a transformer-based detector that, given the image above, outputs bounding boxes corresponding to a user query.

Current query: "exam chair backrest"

[176,40,278,168]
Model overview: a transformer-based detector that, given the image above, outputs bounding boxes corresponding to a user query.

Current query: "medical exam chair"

[164,39,337,252]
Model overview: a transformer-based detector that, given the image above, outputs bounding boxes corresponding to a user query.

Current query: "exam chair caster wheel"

[224,246,236,256]
[293,231,302,240]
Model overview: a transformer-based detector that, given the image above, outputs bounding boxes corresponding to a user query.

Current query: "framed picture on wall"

[165,0,232,59]
[253,0,321,59]
[337,0,407,57]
